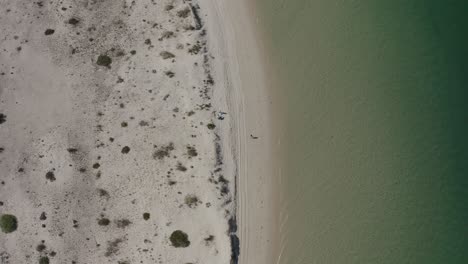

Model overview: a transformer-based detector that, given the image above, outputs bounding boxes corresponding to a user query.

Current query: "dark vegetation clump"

[97,188,109,198]
[45,171,56,182]
[184,195,199,208]
[165,4,174,11]
[98,218,110,226]
[204,235,215,245]
[36,244,46,252]
[115,219,131,228]
[0,113,6,124]
[159,31,174,40]
[39,212,47,221]
[153,143,174,160]
[105,238,124,257]
[188,44,201,55]
[177,7,191,18]
[176,162,187,172]
[187,146,198,158]
[160,51,175,59]
[165,71,175,78]
[207,123,216,130]
[143,213,150,220]
[39,256,49,264]
[0,214,18,233]
[68,18,79,25]
[96,55,112,67]
[121,146,130,154]
[44,29,55,35]
[169,230,190,248]
[67,148,78,153]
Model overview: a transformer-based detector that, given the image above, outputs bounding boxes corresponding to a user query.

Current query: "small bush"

[44,29,55,35]
[98,218,110,226]
[184,195,199,208]
[187,146,198,158]
[96,55,112,67]
[115,219,131,228]
[36,244,46,252]
[160,51,175,59]
[0,214,18,233]
[121,146,130,154]
[68,18,80,25]
[143,213,150,220]
[39,256,49,264]
[177,8,191,18]
[207,123,216,130]
[170,230,190,248]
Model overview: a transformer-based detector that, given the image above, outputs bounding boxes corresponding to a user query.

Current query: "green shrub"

[96,55,112,67]
[170,230,190,247]
[39,256,49,264]
[0,214,18,233]
[143,213,150,220]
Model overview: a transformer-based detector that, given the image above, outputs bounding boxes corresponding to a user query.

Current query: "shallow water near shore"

[255,0,468,263]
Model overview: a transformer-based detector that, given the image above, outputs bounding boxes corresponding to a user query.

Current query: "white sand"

[202,0,279,263]
[0,0,275,263]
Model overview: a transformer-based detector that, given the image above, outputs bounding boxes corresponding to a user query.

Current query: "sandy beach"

[0,0,275,263]
[202,1,279,263]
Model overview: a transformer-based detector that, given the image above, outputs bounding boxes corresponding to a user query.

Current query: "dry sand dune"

[0,0,240,263]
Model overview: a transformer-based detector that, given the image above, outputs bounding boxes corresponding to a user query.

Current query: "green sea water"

[255,0,468,263]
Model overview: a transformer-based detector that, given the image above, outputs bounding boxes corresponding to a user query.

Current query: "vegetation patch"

[97,189,110,198]
[68,18,80,25]
[105,238,124,257]
[188,44,201,55]
[160,51,175,59]
[36,244,46,252]
[207,123,216,130]
[143,213,150,220]
[121,146,130,154]
[184,195,199,208]
[0,214,18,233]
[165,71,175,78]
[187,146,198,158]
[159,31,174,41]
[66,148,78,153]
[115,219,132,228]
[0,113,6,124]
[39,212,47,220]
[153,143,174,160]
[39,256,49,264]
[45,171,56,182]
[176,162,187,172]
[98,218,110,226]
[96,55,112,67]
[44,29,55,35]
[177,7,191,18]
[169,230,190,248]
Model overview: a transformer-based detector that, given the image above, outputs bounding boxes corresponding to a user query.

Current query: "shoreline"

[202,0,280,263]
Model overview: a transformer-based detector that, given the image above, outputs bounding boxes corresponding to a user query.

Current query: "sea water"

[256,0,468,263]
